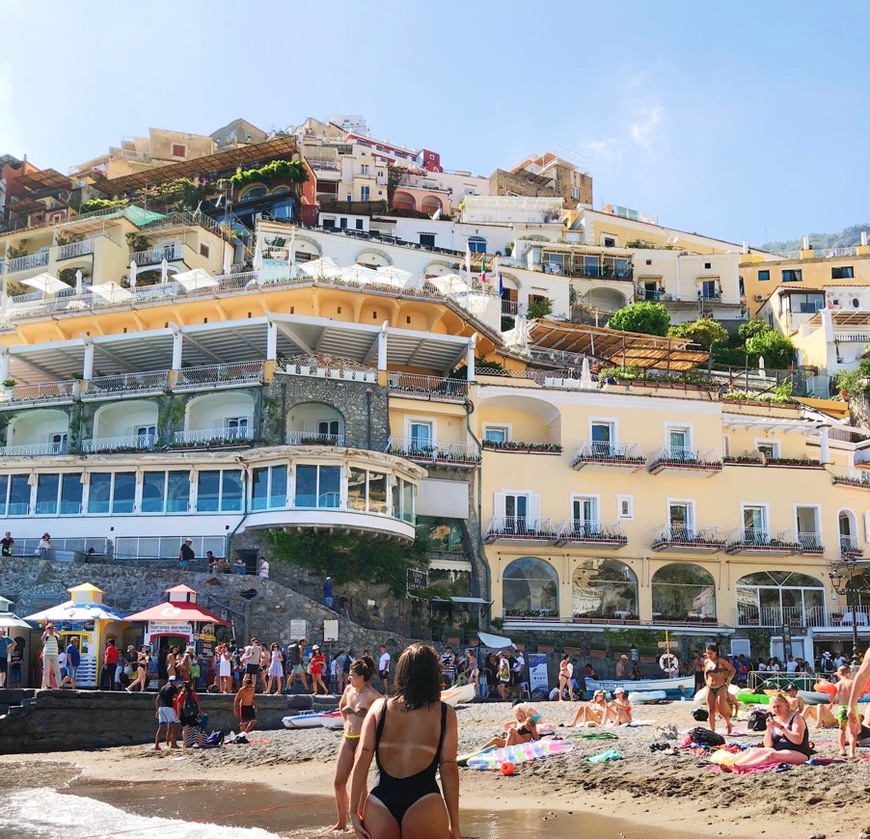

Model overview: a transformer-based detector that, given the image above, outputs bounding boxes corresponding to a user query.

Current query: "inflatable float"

[736,691,771,704]
[282,711,337,729]
[466,738,574,770]
[798,690,831,705]
[628,690,667,705]
[693,685,740,703]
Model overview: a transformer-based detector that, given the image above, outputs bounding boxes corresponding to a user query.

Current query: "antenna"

[554,144,593,167]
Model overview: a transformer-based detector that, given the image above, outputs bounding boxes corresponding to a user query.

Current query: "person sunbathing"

[801,701,837,729]
[722,695,810,771]
[480,703,541,749]
[569,690,607,727]
[603,688,633,725]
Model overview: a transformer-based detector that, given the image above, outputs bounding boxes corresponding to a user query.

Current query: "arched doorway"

[503,557,558,617]
[572,559,637,619]
[392,191,416,212]
[735,571,825,627]
[651,563,716,622]
[839,509,859,554]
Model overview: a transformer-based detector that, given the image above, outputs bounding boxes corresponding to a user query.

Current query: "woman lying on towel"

[722,695,810,771]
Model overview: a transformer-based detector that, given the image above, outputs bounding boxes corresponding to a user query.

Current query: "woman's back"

[374,697,444,778]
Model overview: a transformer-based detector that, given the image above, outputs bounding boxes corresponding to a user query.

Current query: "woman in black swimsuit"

[703,643,736,735]
[723,694,810,770]
[350,643,460,839]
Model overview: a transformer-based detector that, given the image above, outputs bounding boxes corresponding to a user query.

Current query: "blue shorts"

[158,707,178,724]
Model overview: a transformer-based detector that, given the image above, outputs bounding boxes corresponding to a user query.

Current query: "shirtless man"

[703,643,736,735]
[847,648,870,756]
[828,665,857,756]
[233,675,257,734]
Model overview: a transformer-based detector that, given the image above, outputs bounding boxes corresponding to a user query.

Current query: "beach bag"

[748,709,772,732]
[204,730,224,748]
[692,708,709,722]
[190,663,201,679]
[689,727,725,747]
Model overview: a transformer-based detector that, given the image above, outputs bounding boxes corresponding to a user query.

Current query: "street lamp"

[829,557,859,666]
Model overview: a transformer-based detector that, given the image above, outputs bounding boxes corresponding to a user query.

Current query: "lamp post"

[829,557,859,666]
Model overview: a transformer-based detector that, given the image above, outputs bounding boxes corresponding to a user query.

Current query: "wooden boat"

[585,675,693,697]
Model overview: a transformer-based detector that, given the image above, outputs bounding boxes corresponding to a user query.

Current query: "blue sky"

[1,0,868,245]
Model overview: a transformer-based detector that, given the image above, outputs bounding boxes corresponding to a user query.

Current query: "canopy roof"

[25,601,126,623]
[124,600,229,625]
[528,319,709,371]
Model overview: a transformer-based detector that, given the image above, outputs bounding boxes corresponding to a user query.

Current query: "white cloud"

[629,107,664,151]
[584,137,623,165]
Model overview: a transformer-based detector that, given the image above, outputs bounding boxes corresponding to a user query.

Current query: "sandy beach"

[2,700,869,838]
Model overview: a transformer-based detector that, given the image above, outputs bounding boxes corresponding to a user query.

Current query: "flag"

[492,255,503,295]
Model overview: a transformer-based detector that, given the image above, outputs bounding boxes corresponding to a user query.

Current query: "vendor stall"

[24,584,128,688]
[0,596,35,687]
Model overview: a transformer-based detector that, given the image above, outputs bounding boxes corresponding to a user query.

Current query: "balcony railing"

[7,251,49,273]
[388,436,481,465]
[280,356,378,382]
[557,520,627,547]
[56,239,97,260]
[387,372,468,401]
[173,361,265,390]
[1,380,77,406]
[0,440,69,457]
[501,300,519,315]
[82,433,157,453]
[485,516,559,543]
[651,524,726,552]
[797,531,825,553]
[648,447,722,474]
[725,528,802,554]
[82,370,169,399]
[173,427,252,446]
[132,244,181,266]
[287,430,345,446]
[840,535,863,557]
[572,441,645,469]
[737,604,827,628]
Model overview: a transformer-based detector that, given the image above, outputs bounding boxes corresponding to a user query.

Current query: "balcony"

[0,380,78,408]
[556,520,627,549]
[387,372,468,402]
[651,524,726,553]
[6,251,49,273]
[737,604,827,629]
[280,356,378,383]
[484,516,559,544]
[797,531,825,554]
[56,239,96,261]
[132,243,182,266]
[648,447,722,477]
[82,433,157,453]
[725,528,802,555]
[81,370,169,401]
[287,430,345,446]
[501,299,518,315]
[0,440,69,457]
[388,436,481,467]
[173,361,265,391]
[173,427,253,448]
[572,441,645,471]
[840,535,863,558]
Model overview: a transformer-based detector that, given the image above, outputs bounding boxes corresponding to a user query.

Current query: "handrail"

[82,433,157,453]
[573,441,644,464]
[486,516,558,540]
[651,523,725,547]
[174,427,252,445]
[388,435,480,463]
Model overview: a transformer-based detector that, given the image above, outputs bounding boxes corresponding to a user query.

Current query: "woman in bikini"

[126,645,149,692]
[603,688,633,725]
[331,655,378,832]
[165,645,180,684]
[350,643,459,839]
[480,703,542,749]
[557,654,571,702]
[722,694,810,771]
[570,690,608,727]
[703,643,736,735]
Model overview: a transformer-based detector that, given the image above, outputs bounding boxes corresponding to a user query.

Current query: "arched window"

[503,556,558,617]
[572,559,637,619]
[240,185,267,201]
[735,571,825,628]
[839,510,858,554]
[651,563,716,622]
[467,236,487,254]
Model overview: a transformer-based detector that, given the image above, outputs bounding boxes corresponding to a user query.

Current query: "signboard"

[323,619,339,642]
[408,569,428,590]
[528,653,549,696]
[782,624,792,659]
[148,621,192,636]
[290,619,308,642]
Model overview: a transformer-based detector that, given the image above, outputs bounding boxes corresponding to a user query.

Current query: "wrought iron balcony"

[556,520,627,549]
[484,516,559,544]
[651,524,725,552]
[387,372,468,402]
[725,528,802,555]
[648,446,722,476]
[81,370,169,400]
[572,441,645,470]
[840,535,864,558]
[797,531,825,554]
[388,436,480,466]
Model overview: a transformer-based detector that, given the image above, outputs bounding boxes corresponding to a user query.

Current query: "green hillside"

[761,223,870,253]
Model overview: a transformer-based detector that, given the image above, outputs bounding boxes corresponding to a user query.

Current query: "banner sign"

[528,653,549,695]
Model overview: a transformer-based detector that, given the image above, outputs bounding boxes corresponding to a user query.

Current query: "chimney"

[801,235,810,250]
[741,241,748,254]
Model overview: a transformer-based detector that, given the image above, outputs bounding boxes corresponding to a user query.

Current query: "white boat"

[282,711,337,729]
[441,683,476,707]
[585,675,694,697]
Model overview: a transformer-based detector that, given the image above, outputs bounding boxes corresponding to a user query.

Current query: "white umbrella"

[222,246,232,276]
[580,356,595,390]
[75,269,83,296]
[252,239,263,273]
[374,266,413,288]
[88,281,133,303]
[298,257,343,279]
[160,258,169,284]
[173,268,218,292]
[429,273,470,297]
[21,273,69,295]
[128,260,137,290]
[339,264,378,285]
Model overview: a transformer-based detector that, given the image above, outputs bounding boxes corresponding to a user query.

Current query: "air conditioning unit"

[754,295,764,302]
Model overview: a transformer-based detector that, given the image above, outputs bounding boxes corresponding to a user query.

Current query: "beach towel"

[586,749,622,763]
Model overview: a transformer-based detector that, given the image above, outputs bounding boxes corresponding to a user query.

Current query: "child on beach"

[831,665,858,757]
[233,676,257,734]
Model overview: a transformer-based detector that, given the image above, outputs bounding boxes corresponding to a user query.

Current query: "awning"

[451,597,489,605]
[298,257,344,279]
[124,601,229,625]
[21,273,70,295]
[173,268,218,292]
[88,281,133,303]
[477,631,513,649]
[25,601,126,622]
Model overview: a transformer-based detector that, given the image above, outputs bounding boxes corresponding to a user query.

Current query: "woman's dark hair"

[562,653,570,661]
[706,643,720,656]
[392,643,441,710]
[350,655,375,682]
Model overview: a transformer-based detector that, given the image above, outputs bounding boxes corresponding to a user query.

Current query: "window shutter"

[493,492,507,521]
[528,494,542,527]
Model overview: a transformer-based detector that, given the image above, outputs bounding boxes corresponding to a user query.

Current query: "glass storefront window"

[416,516,464,552]
[60,474,82,515]
[35,474,59,515]
[196,471,220,512]
[347,467,366,511]
[88,473,112,514]
[295,465,340,508]
[221,470,243,512]
[253,466,287,511]
[167,471,189,513]
[113,473,136,514]
[368,472,387,514]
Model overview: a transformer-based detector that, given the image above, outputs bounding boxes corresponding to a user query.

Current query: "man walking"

[242,638,262,689]
[61,636,80,689]
[178,539,194,569]
[378,644,391,694]
[41,623,62,688]
[285,638,308,693]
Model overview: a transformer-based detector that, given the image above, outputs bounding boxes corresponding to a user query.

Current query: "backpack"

[689,727,726,747]
[747,709,772,732]
[692,708,709,722]
[182,693,199,720]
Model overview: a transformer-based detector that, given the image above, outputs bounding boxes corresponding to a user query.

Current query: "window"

[171,143,186,158]
[467,236,487,254]
[409,421,432,448]
[603,236,616,248]
[317,419,341,441]
[196,469,243,512]
[758,270,770,281]
[572,495,599,533]
[704,262,712,270]
[781,269,802,283]
[572,559,637,618]
[742,505,768,542]
[419,233,436,248]
[571,186,580,200]
[416,516,464,551]
[35,474,60,515]
[199,244,210,258]
[360,186,370,201]
[590,421,614,456]
[505,493,528,524]
[87,472,135,514]
[142,471,190,514]
[360,164,370,176]
[668,501,694,540]
[736,571,824,628]
[347,468,387,513]
[652,563,716,621]
[295,464,341,508]
[355,219,364,230]
[0,474,31,516]
[50,433,68,454]
[795,506,820,550]
[503,556,558,615]
[226,417,250,438]
[251,465,288,511]
[667,426,691,457]
[756,441,779,458]
[136,425,156,443]
[390,477,415,523]
[339,217,348,229]
[34,474,81,515]
[484,425,509,444]
[832,266,854,279]
[617,495,633,520]
[700,280,718,299]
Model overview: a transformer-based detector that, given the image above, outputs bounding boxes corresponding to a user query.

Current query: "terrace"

[647,447,723,477]
[725,528,803,555]
[651,525,726,552]
[571,441,645,471]
[387,436,480,467]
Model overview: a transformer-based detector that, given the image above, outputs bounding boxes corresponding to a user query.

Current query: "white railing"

[558,520,627,543]
[174,361,264,389]
[82,433,157,453]
[836,606,870,626]
[141,210,223,237]
[832,332,870,343]
[287,429,345,446]
[85,370,169,396]
[573,441,644,464]
[173,427,252,445]
[8,290,43,305]
[737,604,827,628]
[7,251,49,273]
[486,516,558,540]
[280,355,378,381]
[813,247,857,259]
[388,436,480,463]
[132,244,181,266]
[649,446,721,468]
[56,239,96,260]
[3,380,77,404]
[388,372,468,400]
[651,524,725,548]
[0,441,69,456]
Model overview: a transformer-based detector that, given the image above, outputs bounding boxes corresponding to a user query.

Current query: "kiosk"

[0,596,35,687]
[25,583,128,688]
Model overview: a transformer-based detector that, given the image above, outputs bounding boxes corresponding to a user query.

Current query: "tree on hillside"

[669,319,728,352]
[744,327,795,369]
[608,302,671,336]
[760,223,870,253]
